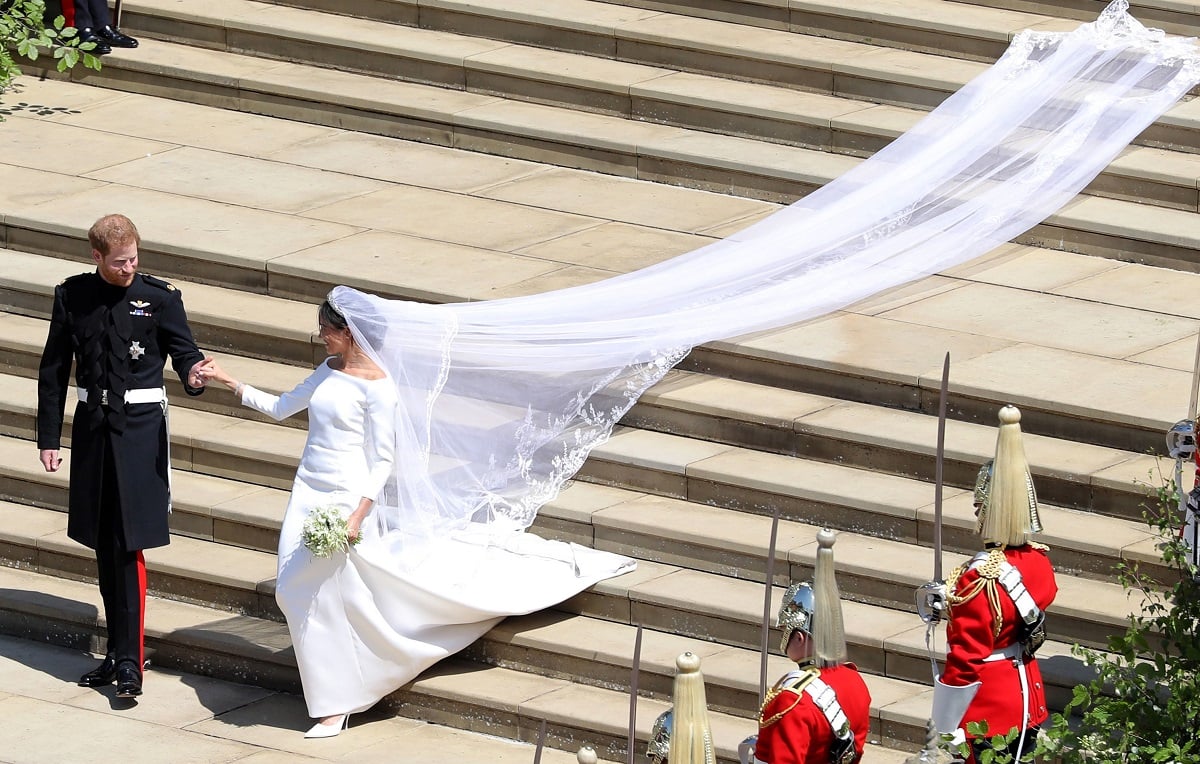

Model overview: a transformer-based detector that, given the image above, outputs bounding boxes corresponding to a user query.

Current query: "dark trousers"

[60,0,112,30]
[96,443,146,672]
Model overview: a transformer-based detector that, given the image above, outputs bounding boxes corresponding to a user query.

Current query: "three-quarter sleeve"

[241,364,328,422]
[358,382,398,502]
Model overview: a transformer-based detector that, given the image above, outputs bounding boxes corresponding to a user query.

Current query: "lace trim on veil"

[330,0,1200,543]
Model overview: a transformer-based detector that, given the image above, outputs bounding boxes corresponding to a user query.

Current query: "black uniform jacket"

[37,271,204,551]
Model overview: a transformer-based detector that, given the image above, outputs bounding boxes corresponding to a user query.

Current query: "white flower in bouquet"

[302,504,359,558]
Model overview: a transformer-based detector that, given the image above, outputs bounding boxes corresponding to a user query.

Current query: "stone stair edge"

[0,287,1172,515]
[19,46,1200,231]
[0,532,1102,764]
[0,572,927,764]
[0,563,667,762]
[0,521,1098,727]
[120,0,1200,158]
[0,368,1171,584]
[65,0,1200,166]
[202,0,1200,63]
[4,213,1200,457]
[945,0,1200,36]
[0,472,1154,657]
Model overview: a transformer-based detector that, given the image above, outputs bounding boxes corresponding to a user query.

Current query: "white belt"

[77,386,166,406]
[983,642,1023,662]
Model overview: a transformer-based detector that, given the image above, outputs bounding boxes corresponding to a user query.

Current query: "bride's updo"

[319,300,349,334]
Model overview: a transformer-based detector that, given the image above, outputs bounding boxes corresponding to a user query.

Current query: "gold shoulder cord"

[946,548,1008,639]
[759,668,819,728]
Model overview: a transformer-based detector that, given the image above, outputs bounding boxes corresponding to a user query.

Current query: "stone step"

[0,508,1092,756]
[175,0,1200,154]
[0,565,928,764]
[0,347,1172,588]
[632,370,1171,523]
[0,279,1174,527]
[0,631,607,764]
[948,0,1200,37]
[548,0,1200,41]
[0,414,1155,658]
[27,21,1200,213]
[113,0,1200,198]
[123,0,984,111]
[9,229,1200,457]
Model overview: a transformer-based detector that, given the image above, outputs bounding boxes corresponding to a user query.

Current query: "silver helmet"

[776,581,815,653]
[647,708,672,764]
[776,528,847,667]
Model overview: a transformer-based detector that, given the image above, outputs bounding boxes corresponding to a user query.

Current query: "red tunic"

[941,545,1057,741]
[756,663,871,764]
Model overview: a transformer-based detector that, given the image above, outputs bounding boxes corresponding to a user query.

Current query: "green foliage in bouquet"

[302,504,360,558]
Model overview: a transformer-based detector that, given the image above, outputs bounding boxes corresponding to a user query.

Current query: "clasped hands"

[189,357,238,392]
[188,358,216,389]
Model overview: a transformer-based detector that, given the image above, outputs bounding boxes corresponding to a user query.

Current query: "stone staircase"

[3,0,1200,760]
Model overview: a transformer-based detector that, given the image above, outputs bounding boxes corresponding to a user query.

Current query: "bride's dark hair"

[319,300,348,332]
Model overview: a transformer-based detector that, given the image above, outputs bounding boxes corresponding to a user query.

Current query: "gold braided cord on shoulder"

[759,668,818,728]
[946,548,1007,638]
[1030,540,1050,552]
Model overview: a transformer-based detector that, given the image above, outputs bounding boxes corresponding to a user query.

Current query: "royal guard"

[931,405,1058,762]
[38,214,206,698]
[749,528,871,764]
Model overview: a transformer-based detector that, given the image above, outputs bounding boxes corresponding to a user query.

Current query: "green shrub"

[2,0,101,108]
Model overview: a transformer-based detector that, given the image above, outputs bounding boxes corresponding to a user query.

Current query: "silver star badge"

[129,341,146,360]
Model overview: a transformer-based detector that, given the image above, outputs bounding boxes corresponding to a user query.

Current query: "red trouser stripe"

[136,550,147,669]
[62,0,75,28]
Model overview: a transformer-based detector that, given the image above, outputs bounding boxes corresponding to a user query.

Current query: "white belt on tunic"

[982,642,1024,662]
[77,386,174,513]
[77,387,166,406]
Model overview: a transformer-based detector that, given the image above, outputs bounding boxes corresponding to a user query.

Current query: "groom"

[37,214,207,699]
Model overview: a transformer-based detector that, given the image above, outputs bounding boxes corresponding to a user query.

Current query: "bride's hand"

[346,508,367,543]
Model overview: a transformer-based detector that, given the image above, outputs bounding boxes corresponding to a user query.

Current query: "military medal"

[129,341,146,360]
[129,300,152,317]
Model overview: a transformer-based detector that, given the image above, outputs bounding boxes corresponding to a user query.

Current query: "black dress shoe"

[78,655,118,687]
[115,664,143,698]
[77,28,112,55]
[97,25,139,48]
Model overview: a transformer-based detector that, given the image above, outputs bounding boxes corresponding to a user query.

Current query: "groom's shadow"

[0,588,140,710]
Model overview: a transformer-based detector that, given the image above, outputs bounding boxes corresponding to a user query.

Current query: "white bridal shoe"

[304,714,349,738]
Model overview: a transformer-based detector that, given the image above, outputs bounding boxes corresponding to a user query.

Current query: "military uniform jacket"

[756,663,871,764]
[37,271,204,551]
[942,544,1058,739]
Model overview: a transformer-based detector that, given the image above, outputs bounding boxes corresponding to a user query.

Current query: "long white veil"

[331,1,1200,542]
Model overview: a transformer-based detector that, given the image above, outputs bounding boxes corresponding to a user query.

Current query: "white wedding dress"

[241,360,636,717]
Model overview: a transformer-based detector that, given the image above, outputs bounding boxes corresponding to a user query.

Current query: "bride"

[196,299,635,737]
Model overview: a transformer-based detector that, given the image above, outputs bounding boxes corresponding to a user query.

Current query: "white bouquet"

[302,504,359,558]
